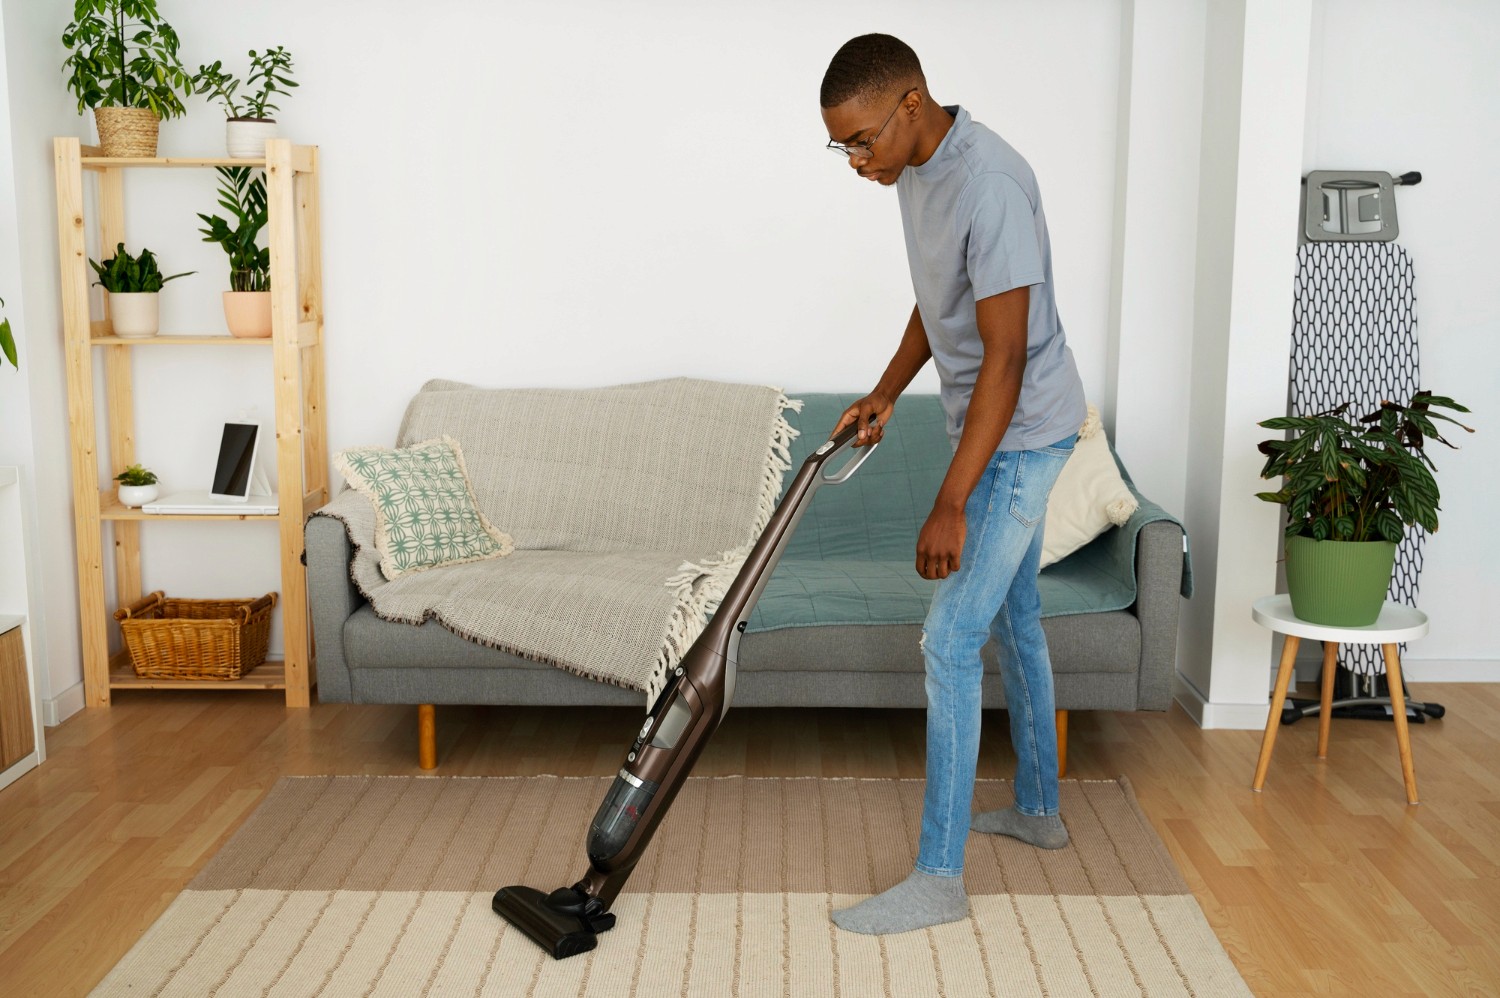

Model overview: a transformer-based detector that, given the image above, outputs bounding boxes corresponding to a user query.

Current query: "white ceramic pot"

[223,290,273,338]
[107,291,161,338]
[117,483,159,507]
[226,118,278,159]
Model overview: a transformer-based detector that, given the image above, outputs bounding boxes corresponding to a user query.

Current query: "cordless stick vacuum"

[492,414,881,959]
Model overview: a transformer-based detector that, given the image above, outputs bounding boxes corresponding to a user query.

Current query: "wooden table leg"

[1317,641,1338,759]
[1381,644,1420,805]
[1253,635,1300,791]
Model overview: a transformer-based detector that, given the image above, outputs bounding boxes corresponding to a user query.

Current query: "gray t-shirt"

[897,105,1086,451]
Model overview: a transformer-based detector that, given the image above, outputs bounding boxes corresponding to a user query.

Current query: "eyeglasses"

[826,89,917,160]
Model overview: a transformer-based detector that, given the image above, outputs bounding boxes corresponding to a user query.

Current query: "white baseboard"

[42,681,85,727]
[1173,672,1273,730]
[1399,659,1499,682]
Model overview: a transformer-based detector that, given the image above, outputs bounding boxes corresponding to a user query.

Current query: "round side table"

[1250,594,1429,805]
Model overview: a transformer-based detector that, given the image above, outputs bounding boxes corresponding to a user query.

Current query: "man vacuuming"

[820,33,1088,936]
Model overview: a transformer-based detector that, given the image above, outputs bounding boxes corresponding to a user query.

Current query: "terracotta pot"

[222,290,272,338]
[107,291,160,338]
[226,118,278,159]
[93,107,160,157]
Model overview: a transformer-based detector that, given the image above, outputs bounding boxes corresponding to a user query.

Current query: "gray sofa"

[306,391,1189,769]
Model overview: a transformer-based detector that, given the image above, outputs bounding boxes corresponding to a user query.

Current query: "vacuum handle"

[812,414,880,485]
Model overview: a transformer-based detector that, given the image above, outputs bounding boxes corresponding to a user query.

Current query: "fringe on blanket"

[649,394,804,703]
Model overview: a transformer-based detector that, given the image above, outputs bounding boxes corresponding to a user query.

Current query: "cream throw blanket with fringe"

[313,378,800,703]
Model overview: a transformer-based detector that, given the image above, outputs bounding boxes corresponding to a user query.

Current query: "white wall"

[4,1,1123,713]
[1302,0,1500,676]
[6,0,1494,725]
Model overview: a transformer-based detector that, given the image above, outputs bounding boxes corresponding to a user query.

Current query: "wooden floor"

[2,682,1497,997]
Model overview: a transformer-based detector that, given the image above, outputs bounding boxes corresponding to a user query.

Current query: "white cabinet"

[0,467,43,791]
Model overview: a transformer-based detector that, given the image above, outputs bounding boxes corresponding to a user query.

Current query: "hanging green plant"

[0,296,16,372]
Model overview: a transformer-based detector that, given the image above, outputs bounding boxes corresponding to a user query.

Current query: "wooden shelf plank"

[100,491,279,521]
[90,335,272,346]
[82,156,266,169]
[109,652,286,690]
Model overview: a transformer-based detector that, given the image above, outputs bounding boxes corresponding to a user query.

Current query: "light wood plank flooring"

[2,683,1497,996]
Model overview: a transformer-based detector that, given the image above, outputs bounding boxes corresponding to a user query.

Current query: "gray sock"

[971,806,1069,849]
[830,868,968,935]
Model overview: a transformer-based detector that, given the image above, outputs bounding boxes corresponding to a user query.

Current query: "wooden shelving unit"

[54,137,328,708]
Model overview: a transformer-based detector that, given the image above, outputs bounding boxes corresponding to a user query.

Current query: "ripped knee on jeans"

[919,630,927,653]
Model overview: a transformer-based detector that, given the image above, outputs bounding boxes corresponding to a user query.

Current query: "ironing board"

[1284,241,1441,722]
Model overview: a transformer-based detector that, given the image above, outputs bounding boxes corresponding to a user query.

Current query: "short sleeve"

[963,173,1045,301]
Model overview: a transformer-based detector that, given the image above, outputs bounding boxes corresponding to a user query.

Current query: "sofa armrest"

[305,514,365,702]
[1133,519,1185,710]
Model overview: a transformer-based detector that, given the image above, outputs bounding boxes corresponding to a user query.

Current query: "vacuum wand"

[492,414,880,959]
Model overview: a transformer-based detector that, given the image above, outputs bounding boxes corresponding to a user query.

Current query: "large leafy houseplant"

[61,0,192,156]
[1256,391,1472,542]
[1256,390,1473,624]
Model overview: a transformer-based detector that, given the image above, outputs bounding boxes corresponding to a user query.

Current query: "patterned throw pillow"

[333,435,514,580]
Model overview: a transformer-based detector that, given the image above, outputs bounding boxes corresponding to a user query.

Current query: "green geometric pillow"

[333,435,514,580]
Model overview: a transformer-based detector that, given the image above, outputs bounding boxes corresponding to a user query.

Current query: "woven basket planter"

[94,107,161,157]
[114,590,278,680]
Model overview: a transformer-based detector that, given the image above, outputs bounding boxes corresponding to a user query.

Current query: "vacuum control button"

[815,440,834,455]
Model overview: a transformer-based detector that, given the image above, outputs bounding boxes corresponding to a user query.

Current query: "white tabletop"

[1252,594,1428,643]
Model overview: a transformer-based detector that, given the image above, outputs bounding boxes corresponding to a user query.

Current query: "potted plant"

[193,47,297,159]
[88,243,193,338]
[1256,390,1473,626]
[61,0,193,157]
[115,463,160,507]
[197,166,271,337]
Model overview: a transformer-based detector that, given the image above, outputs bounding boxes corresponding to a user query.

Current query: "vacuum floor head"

[492,885,611,960]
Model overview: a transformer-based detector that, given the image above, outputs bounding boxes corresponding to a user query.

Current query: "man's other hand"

[916,504,966,580]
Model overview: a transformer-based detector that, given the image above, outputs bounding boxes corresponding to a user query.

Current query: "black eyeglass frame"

[826,88,918,160]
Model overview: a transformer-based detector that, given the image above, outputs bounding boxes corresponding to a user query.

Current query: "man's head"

[820,34,929,186]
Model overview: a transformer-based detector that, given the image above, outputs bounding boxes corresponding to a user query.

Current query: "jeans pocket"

[1009,437,1077,527]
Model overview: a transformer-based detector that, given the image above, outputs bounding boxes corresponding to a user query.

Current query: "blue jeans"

[915,434,1077,877]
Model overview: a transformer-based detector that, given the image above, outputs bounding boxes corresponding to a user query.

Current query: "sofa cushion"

[1040,404,1138,568]
[333,435,514,580]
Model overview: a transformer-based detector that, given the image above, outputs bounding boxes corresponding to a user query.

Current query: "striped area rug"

[92,775,1249,997]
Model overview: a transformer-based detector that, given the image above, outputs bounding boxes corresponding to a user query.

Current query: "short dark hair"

[820,34,925,109]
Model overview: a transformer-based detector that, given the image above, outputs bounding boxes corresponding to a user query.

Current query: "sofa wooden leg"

[418,704,437,770]
[1056,709,1069,779]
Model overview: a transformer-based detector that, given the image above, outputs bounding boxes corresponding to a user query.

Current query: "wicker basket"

[94,107,161,157]
[114,591,277,680]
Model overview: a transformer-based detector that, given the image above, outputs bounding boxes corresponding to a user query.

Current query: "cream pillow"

[1040,405,1138,568]
[334,435,515,580]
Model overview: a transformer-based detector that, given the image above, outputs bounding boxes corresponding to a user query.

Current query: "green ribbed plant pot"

[1284,536,1397,626]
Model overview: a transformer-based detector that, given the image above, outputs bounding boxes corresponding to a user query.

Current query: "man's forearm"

[933,288,1031,511]
[874,304,933,400]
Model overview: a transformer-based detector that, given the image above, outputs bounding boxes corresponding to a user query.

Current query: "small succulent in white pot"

[192,46,297,159]
[115,463,160,507]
